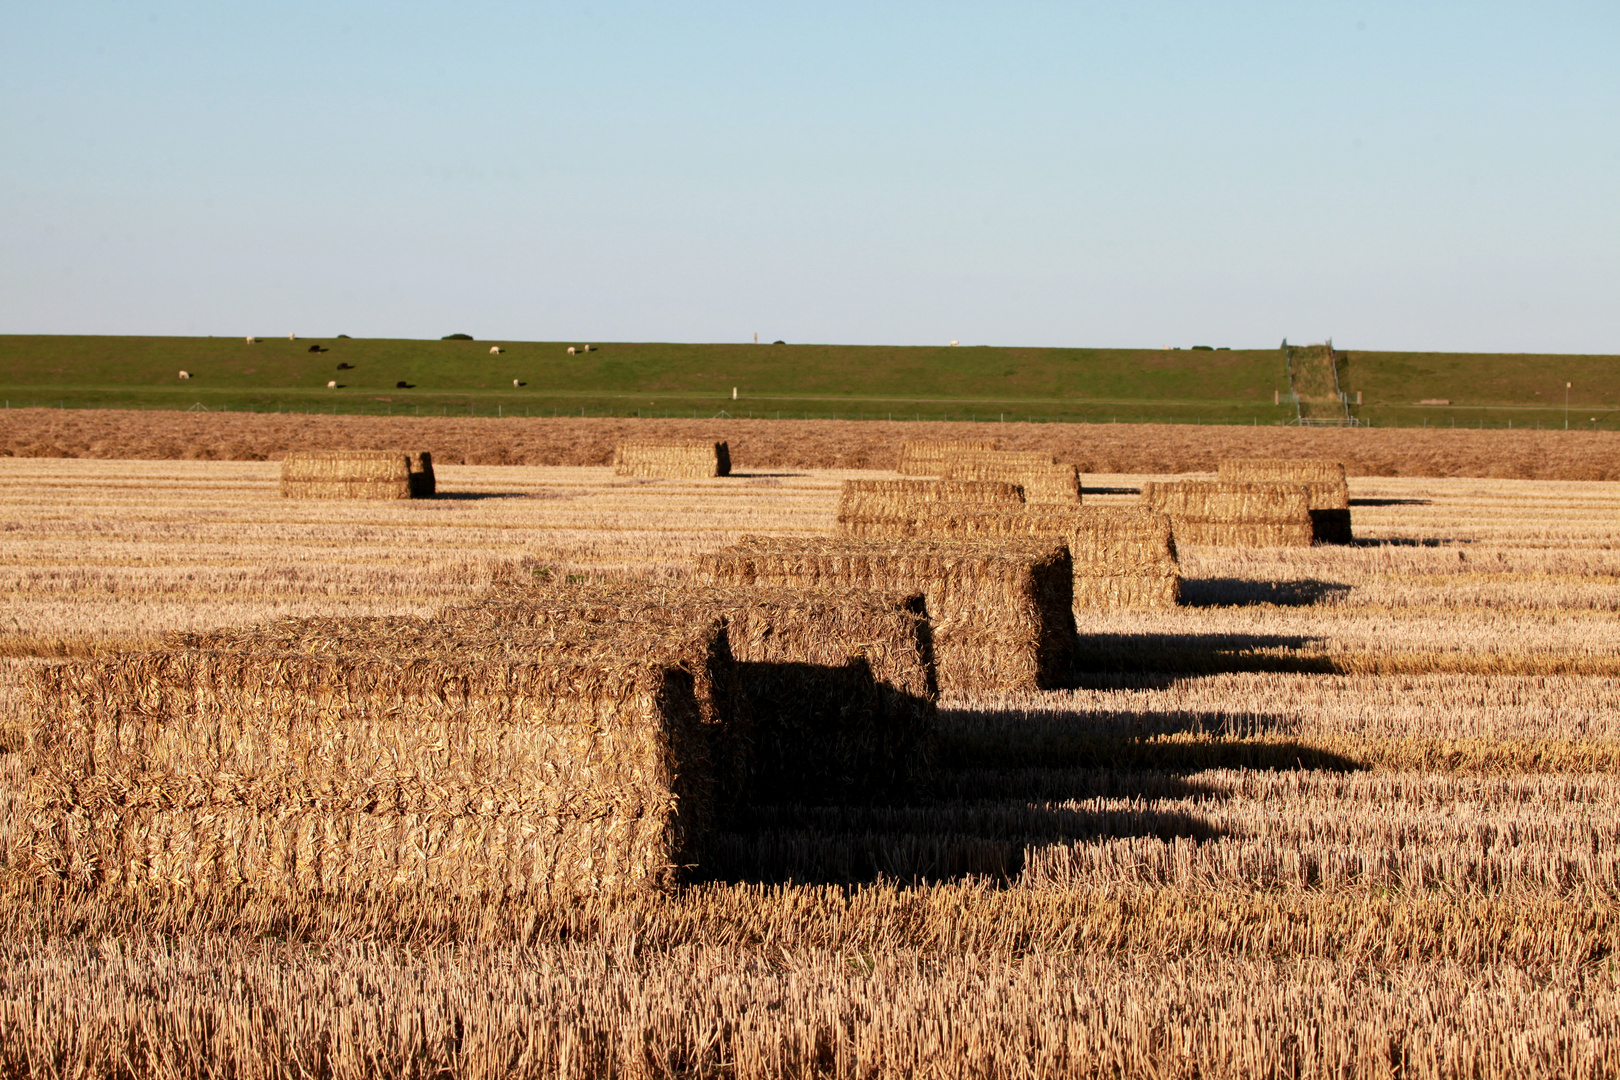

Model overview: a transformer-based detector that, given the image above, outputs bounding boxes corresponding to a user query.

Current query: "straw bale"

[440,582,937,803]
[696,537,1076,694]
[279,450,435,499]
[25,618,729,896]
[836,479,1025,526]
[1139,480,1314,547]
[838,503,1179,610]
[612,440,730,479]
[938,451,1082,504]
[895,439,997,475]
[1218,458,1352,543]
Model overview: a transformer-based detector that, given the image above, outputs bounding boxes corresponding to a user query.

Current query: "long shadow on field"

[702,698,1360,887]
[1072,632,1338,675]
[1080,485,1141,496]
[1350,497,1431,506]
[432,491,541,501]
[1180,578,1352,608]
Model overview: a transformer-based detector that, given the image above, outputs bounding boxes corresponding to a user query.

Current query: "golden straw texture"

[279,450,434,499]
[612,440,731,478]
[895,440,998,475]
[1139,480,1315,547]
[1218,458,1352,542]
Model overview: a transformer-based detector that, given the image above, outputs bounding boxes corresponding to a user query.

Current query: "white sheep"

[583,345,594,352]
[327,380,337,389]
[567,346,576,355]
[513,378,521,388]
[949,340,959,347]
[178,370,191,380]
[246,336,257,344]
[289,333,297,340]
[490,346,503,354]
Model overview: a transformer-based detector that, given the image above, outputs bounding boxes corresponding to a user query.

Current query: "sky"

[1,2,1616,352]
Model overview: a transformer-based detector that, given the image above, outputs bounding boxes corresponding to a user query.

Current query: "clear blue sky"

[1,2,1615,351]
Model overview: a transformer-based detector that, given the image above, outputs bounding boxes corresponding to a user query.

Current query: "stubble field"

[0,456,1617,1078]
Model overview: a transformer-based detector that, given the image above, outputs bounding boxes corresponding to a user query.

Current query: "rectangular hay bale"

[895,440,998,475]
[937,451,1082,504]
[836,479,1026,528]
[1217,458,1352,543]
[279,450,435,499]
[441,582,937,803]
[1139,480,1314,547]
[613,440,731,479]
[696,536,1076,695]
[25,619,730,897]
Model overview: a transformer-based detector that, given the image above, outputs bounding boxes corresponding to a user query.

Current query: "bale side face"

[836,480,1026,524]
[937,454,1081,504]
[442,582,938,803]
[1218,459,1350,532]
[696,537,1076,694]
[25,622,727,897]
[280,450,431,500]
[895,440,997,475]
[612,440,729,479]
[836,504,1180,610]
[1139,481,1314,548]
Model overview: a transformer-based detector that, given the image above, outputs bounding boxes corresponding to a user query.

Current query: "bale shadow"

[1081,485,1141,496]
[1351,537,1469,548]
[1180,578,1352,608]
[431,491,544,501]
[1072,632,1335,675]
[1350,497,1431,506]
[729,471,808,479]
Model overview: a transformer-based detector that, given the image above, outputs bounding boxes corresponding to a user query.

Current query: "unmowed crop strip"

[0,458,1619,1076]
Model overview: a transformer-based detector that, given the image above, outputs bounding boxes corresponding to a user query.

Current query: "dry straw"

[441,581,937,803]
[895,440,998,476]
[697,536,1076,694]
[1218,458,1352,543]
[938,450,1082,504]
[836,479,1025,527]
[839,498,1179,609]
[279,450,435,499]
[1139,480,1314,547]
[613,440,731,478]
[26,617,735,897]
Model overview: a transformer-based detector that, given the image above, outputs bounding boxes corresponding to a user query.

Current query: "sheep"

[949,340,959,347]
[178,370,191,380]
[490,346,503,354]
[512,379,521,388]
[289,333,297,340]
[567,346,576,355]
[246,336,258,344]
[583,345,594,352]
[327,380,337,389]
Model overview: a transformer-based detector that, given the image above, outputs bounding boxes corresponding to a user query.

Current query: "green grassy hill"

[0,335,1614,427]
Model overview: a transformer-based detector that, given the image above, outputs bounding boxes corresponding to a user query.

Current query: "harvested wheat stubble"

[894,439,998,476]
[836,479,1026,526]
[841,502,1179,610]
[697,536,1076,694]
[612,439,731,478]
[26,617,733,896]
[937,450,1082,504]
[444,582,936,803]
[1140,480,1315,547]
[278,449,435,499]
[1219,458,1352,543]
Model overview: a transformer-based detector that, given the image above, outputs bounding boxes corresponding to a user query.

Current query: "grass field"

[4,334,1619,428]
[1,457,1618,1076]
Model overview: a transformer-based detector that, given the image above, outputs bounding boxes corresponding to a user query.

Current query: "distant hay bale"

[279,450,435,499]
[837,479,1025,527]
[613,440,731,479]
[1218,458,1352,543]
[697,536,1075,695]
[938,450,1081,504]
[441,581,937,803]
[1139,480,1314,547]
[25,617,734,897]
[839,501,1179,609]
[896,440,998,476]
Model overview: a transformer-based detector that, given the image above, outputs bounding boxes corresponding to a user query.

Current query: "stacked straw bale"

[25,617,734,896]
[279,450,435,499]
[1139,480,1314,547]
[938,450,1082,504]
[896,440,998,476]
[442,582,937,803]
[697,537,1076,694]
[613,440,731,479]
[1218,458,1353,543]
[837,479,1025,531]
